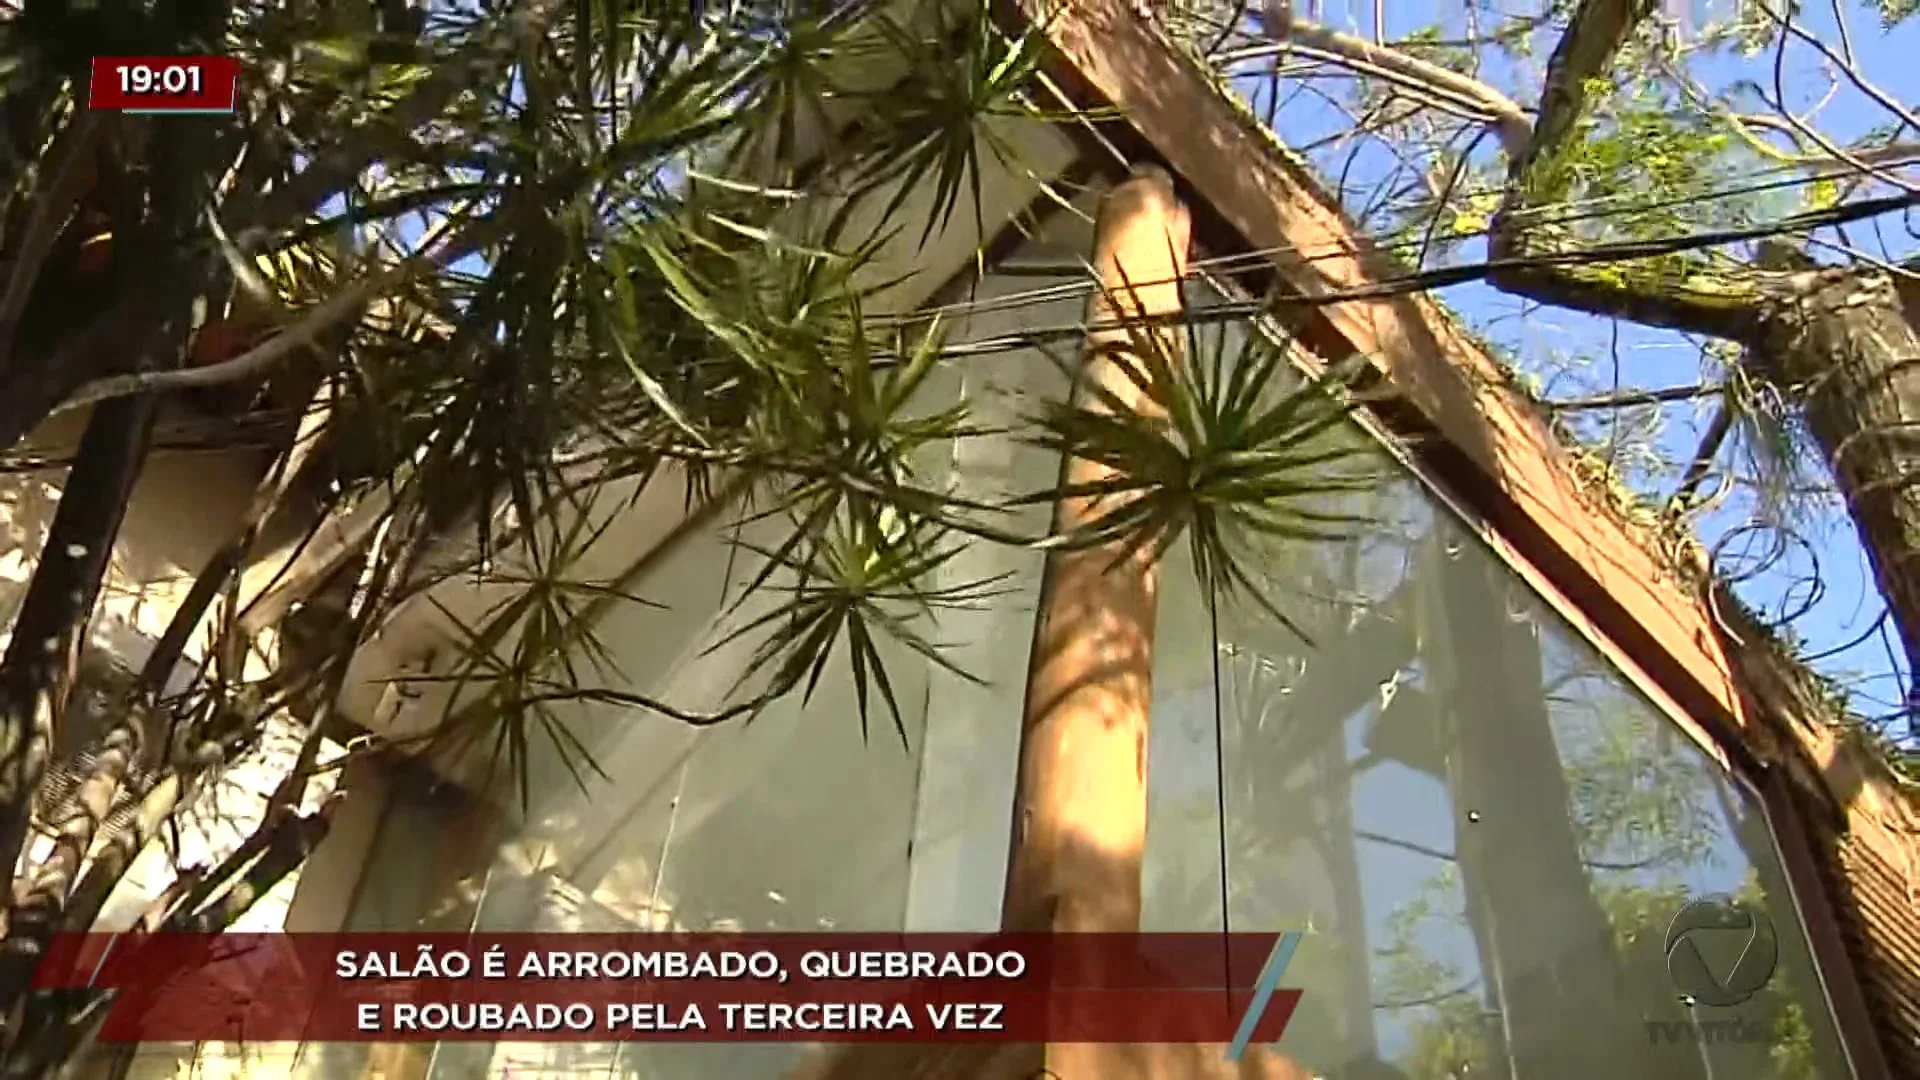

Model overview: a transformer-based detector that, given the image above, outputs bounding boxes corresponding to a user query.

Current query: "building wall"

[29,117,1887,1080]
[298,262,1872,1080]
[1133,289,1855,1078]
[9,238,1882,1080]
[279,190,1096,1080]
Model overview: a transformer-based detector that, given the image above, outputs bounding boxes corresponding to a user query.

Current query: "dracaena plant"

[1023,278,1379,642]
[0,0,1380,1069]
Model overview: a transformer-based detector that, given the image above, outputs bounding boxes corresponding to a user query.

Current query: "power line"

[897,162,1912,328]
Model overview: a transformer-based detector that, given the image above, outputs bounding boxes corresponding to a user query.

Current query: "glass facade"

[1139,291,1855,1079]
[334,195,1094,1078]
[328,209,1855,1079]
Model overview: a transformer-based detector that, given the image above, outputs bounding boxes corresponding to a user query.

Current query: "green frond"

[710,506,1009,746]
[0,0,1391,826]
[834,1,1055,250]
[1024,285,1380,643]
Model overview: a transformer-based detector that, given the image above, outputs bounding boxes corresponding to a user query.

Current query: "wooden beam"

[1000,163,1189,938]
[992,164,1316,1080]
[778,165,1304,1080]
[1012,0,1786,793]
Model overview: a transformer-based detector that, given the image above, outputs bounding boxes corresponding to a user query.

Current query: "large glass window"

[1141,291,1854,1079]
[325,199,1858,1080]
[333,196,1093,1079]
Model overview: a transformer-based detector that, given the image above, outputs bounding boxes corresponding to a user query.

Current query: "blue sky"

[1223,0,1920,741]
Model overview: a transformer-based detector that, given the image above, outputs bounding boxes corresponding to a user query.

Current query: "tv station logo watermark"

[1650,894,1781,1047]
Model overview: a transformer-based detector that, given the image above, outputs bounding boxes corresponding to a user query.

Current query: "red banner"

[89,56,241,113]
[34,933,1304,1044]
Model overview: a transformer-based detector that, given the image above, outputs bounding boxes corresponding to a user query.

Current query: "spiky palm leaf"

[0,5,1389,1049]
[1023,281,1380,642]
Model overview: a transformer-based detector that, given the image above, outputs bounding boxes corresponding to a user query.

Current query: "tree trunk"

[0,395,159,1018]
[1426,536,1638,1079]
[1002,164,1191,937]
[1753,265,1920,709]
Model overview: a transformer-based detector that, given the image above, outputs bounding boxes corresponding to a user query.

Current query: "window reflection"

[323,226,1859,1080]
[1141,295,1853,1079]
[337,202,1089,1079]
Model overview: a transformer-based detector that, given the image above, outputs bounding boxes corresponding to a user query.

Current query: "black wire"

[898,156,1918,346]
[882,187,1920,363]
[1207,584,1235,1001]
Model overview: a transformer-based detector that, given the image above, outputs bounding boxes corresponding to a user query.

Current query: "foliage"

[1023,294,1377,640]
[1876,0,1920,29]
[0,0,1390,1069]
[1171,0,1920,743]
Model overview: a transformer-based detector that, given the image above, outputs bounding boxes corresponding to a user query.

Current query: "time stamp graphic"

[88,56,243,115]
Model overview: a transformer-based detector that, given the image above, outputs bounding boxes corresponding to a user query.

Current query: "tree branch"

[59,771,193,935]
[0,393,159,1019]
[1257,1,1772,340]
[165,806,335,934]
[0,114,108,379]
[1502,0,1649,193]
[1262,10,1532,159]
[50,224,485,415]
[1479,0,1770,339]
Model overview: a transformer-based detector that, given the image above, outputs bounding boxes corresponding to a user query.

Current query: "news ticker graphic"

[1227,930,1302,1063]
[33,932,1306,1046]
[89,57,242,114]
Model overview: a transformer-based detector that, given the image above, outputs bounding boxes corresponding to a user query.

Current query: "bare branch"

[1260,11,1533,159]
[0,394,159,1021]
[51,224,486,415]
[0,114,109,378]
